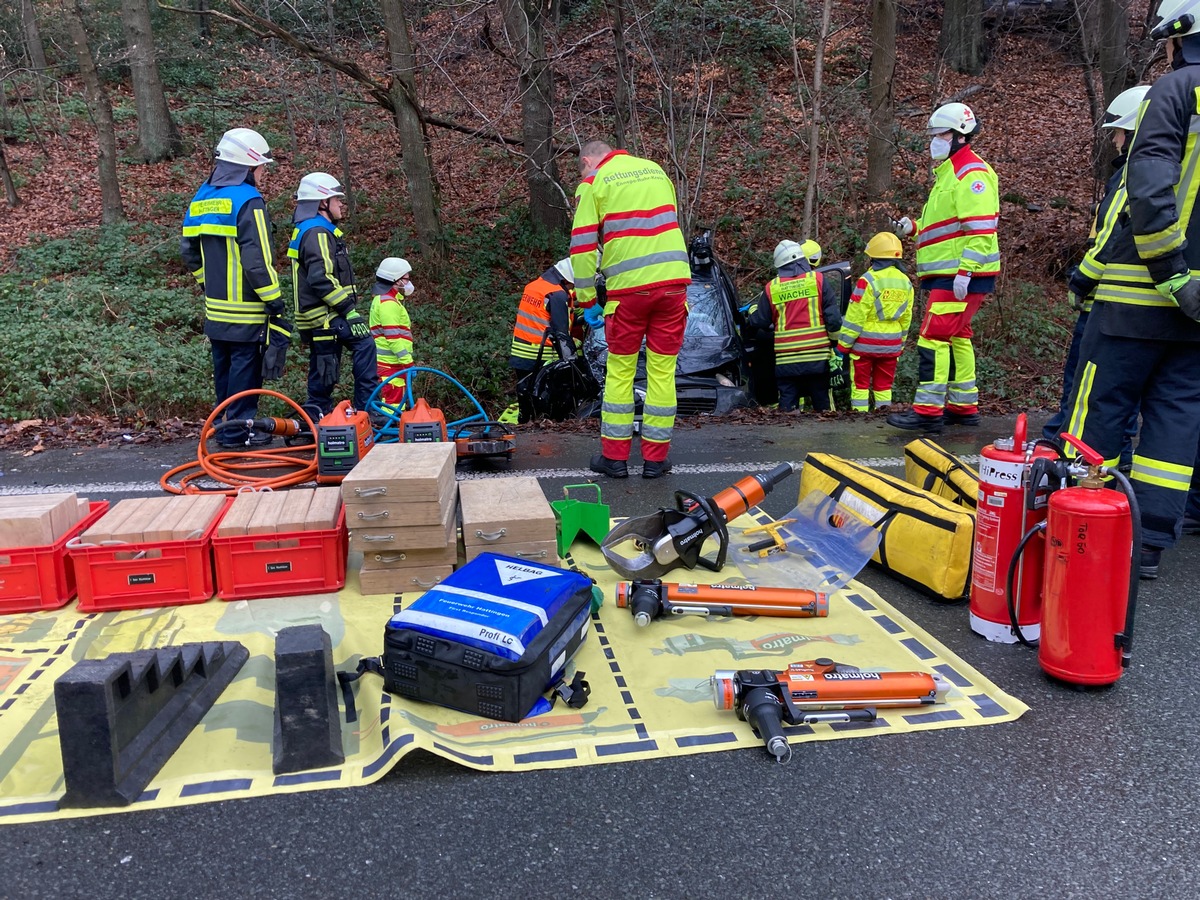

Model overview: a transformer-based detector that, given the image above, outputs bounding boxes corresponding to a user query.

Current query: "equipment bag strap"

[549,671,590,710]
[337,656,384,723]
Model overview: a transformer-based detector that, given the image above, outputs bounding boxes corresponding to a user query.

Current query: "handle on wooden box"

[357,510,390,520]
[516,549,548,559]
[374,553,406,563]
[411,576,439,587]
[354,486,388,498]
[475,528,507,541]
[361,533,395,543]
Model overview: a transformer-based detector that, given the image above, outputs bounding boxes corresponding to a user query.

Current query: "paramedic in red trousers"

[180,127,283,448]
[1063,0,1200,579]
[888,102,1000,435]
[289,172,379,418]
[369,257,415,408]
[744,240,843,412]
[509,258,576,375]
[572,140,691,479]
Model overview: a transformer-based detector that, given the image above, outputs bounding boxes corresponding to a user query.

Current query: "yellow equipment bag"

[799,453,975,601]
[903,438,979,509]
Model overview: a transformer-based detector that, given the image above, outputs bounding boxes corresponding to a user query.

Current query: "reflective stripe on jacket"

[570,150,691,309]
[180,180,281,342]
[511,273,568,361]
[914,146,1001,284]
[768,272,832,365]
[369,287,413,368]
[837,264,914,357]
[289,217,356,332]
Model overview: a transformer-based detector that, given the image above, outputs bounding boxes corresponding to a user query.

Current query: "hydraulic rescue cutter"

[712,659,951,763]
[600,463,798,580]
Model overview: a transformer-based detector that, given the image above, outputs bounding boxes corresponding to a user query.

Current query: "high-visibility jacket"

[510,269,573,363]
[289,216,356,332]
[765,271,840,365]
[180,180,281,342]
[914,145,1001,291]
[1091,66,1200,342]
[837,263,914,357]
[570,150,691,311]
[1071,155,1127,313]
[370,286,413,369]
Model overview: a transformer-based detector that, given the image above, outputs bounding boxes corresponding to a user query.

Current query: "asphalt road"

[2,414,1198,899]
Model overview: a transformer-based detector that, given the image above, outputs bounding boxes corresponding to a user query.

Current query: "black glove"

[311,328,340,387]
[262,316,293,381]
[344,310,371,342]
[1173,277,1200,322]
[264,299,286,317]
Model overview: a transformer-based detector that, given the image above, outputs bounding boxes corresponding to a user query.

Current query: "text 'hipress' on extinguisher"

[1005,433,1140,686]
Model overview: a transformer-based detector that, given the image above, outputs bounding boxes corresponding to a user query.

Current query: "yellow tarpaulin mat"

[0,514,1027,825]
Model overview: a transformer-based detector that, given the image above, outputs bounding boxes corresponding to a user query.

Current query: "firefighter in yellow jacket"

[836,232,914,412]
[745,240,843,411]
[572,140,691,479]
[888,102,1000,434]
[369,257,415,407]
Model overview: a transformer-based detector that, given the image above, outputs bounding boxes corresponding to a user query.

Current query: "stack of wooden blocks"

[78,495,226,544]
[342,442,459,595]
[0,493,91,547]
[215,487,343,537]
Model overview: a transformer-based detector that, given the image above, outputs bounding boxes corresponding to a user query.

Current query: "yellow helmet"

[800,239,822,266]
[865,232,903,259]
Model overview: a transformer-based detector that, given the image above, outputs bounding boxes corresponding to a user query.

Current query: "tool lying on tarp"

[600,463,798,580]
[551,484,611,557]
[741,518,796,556]
[615,579,828,626]
[711,658,951,763]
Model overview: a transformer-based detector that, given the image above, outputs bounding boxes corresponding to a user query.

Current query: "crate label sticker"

[266,562,292,574]
[128,574,155,586]
[495,559,556,586]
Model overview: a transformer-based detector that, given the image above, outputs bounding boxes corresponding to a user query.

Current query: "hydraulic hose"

[160,389,319,495]
[1106,467,1142,667]
[1005,521,1046,649]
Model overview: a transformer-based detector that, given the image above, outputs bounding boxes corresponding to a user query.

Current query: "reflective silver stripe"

[1093,284,1174,307]
[892,299,910,321]
[643,404,675,418]
[1135,228,1183,256]
[956,162,988,176]
[601,422,634,439]
[575,276,596,289]
[917,258,960,274]
[961,217,998,231]
[605,210,678,232]
[570,233,596,251]
[602,400,635,415]
[641,425,673,442]
[839,322,863,338]
[961,249,1000,265]
[950,379,977,392]
[916,222,962,245]
[1131,457,1192,490]
[851,398,869,409]
[914,386,944,405]
[604,250,691,277]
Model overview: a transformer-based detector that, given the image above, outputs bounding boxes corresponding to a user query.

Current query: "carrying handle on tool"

[563,483,602,504]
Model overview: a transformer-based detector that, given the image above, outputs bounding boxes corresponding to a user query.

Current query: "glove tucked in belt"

[311,328,340,387]
[1156,273,1200,323]
[262,316,293,381]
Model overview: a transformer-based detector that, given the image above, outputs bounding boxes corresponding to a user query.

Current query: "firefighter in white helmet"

[509,259,576,376]
[288,172,379,417]
[1065,0,1200,580]
[888,102,999,434]
[835,232,914,412]
[369,257,416,407]
[743,239,842,412]
[1043,84,1150,455]
[180,127,281,448]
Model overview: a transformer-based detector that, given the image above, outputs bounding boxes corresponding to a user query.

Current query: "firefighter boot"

[590,454,629,479]
[886,410,944,434]
[642,458,673,479]
[944,411,982,426]
[1139,545,1162,580]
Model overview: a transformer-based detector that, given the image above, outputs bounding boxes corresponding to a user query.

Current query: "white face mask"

[401,281,415,297]
[930,136,952,161]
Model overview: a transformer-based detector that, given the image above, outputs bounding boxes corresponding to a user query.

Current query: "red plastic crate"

[69,498,230,612]
[212,507,347,601]
[0,501,110,614]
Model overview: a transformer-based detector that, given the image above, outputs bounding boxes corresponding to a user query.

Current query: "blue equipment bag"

[344,553,593,722]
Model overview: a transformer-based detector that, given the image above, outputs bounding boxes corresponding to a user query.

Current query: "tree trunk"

[20,0,49,100]
[1098,0,1130,107]
[802,0,832,239]
[608,0,632,149]
[63,0,125,224]
[501,0,569,234]
[325,0,355,222]
[379,0,445,260]
[194,0,211,40]
[120,0,183,162]
[939,0,985,76]
[865,0,897,202]
[0,143,19,208]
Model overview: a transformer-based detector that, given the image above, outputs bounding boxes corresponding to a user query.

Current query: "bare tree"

[0,143,19,208]
[802,0,832,239]
[121,0,183,161]
[500,0,570,233]
[20,0,49,100]
[865,0,897,202]
[379,0,445,258]
[940,0,985,76]
[62,0,126,224]
[1098,0,1131,106]
[608,0,633,148]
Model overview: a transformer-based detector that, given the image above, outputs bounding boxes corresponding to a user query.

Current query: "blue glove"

[582,305,605,329]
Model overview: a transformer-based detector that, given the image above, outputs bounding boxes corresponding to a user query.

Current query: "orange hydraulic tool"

[712,658,951,763]
[600,463,798,580]
[616,579,828,626]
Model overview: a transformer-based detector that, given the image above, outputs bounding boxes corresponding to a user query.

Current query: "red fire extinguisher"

[969,413,1060,643]
[1007,434,1139,686]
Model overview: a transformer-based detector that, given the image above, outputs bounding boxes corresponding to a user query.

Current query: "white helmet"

[1102,85,1151,130]
[773,240,804,270]
[214,128,273,167]
[376,257,412,283]
[927,102,979,137]
[1152,0,1200,38]
[553,258,574,283]
[296,172,345,202]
